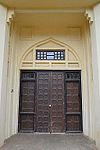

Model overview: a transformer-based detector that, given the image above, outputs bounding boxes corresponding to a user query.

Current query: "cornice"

[15,9,85,14]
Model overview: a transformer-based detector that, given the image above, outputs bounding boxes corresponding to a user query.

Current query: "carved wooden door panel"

[36,71,65,133]
[36,72,50,132]
[50,72,65,133]
[65,72,82,132]
[19,71,36,132]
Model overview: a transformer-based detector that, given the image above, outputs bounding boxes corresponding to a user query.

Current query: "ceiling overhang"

[0,0,100,9]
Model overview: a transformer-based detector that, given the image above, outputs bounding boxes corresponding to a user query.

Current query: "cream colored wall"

[4,12,94,147]
[82,21,94,138]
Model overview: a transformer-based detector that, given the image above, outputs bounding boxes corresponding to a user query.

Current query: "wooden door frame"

[18,70,83,133]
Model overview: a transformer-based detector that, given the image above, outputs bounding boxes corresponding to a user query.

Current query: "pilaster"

[89,3,100,149]
[0,4,8,147]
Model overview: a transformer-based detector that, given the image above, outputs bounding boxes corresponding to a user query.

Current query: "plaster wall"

[0,10,94,150]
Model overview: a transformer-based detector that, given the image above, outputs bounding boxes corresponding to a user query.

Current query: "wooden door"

[36,71,65,133]
[50,72,65,133]
[36,72,50,132]
[18,71,36,132]
[65,72,82,132]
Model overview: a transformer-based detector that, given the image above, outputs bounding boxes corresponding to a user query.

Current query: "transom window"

[36,50,65,60]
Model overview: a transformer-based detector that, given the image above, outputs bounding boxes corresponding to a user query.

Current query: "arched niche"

[20,38,81,70]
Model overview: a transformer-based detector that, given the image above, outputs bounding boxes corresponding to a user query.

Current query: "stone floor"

[0,134,98,150]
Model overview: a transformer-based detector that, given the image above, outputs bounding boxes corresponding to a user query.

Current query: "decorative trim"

[7,9,15,24]
[84,9,93,24]
[21,37,80,61]
[15,9,85,14]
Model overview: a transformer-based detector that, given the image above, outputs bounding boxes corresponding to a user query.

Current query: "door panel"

[21,82,35,112]
[20,114,34,131]
[65,72,82,132]
[36,72,50,132]
[66,82,80,112]
[50,72,65,133]
[66,115,81,131]
[19,72,36,132]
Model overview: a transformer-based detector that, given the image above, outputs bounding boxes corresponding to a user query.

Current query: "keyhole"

[49,104,51,108]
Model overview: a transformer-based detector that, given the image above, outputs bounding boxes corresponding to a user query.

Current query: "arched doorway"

[18,38,82,133]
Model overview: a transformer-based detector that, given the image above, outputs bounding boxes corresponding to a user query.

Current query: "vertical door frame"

[18,70,37,132]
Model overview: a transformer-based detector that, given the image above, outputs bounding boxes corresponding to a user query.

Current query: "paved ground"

[0,134,98,150]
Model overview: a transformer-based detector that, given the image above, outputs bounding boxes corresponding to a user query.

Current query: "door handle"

[49,104,51,108]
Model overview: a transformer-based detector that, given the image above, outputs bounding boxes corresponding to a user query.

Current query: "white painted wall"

[0,5,8,147]
[90,3,100,149]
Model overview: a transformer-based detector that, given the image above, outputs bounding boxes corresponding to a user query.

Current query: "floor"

[0,134,98,150]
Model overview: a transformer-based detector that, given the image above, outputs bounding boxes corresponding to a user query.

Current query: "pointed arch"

[20,37,81,69]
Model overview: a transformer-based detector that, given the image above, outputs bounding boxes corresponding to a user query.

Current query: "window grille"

[36,50,65,60]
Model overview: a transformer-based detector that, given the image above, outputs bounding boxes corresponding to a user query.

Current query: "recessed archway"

[20,38,81,70]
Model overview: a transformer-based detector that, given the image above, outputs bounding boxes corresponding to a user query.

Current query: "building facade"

[0,0,100,149]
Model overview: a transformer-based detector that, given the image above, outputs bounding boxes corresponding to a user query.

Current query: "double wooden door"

[18,71,82,133]
[36,71,65,133]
